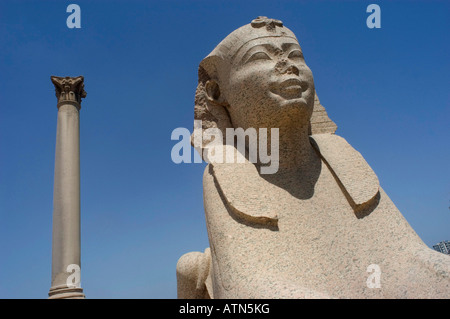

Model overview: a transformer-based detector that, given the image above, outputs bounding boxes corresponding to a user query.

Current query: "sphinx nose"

[275,59,300,76]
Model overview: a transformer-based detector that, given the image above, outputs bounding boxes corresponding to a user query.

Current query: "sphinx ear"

[205,80,227,106]
[200,54,229,107]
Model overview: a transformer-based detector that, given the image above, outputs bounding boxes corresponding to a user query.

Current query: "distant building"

[432,241,450,255]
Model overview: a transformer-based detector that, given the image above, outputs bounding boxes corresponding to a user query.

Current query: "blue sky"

[0,0,448,299]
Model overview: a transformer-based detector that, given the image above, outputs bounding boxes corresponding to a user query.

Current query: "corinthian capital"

[51,76,87,107]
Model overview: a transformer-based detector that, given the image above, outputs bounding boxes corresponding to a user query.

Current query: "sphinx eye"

[288,50,304,60]
[246,51,271,63]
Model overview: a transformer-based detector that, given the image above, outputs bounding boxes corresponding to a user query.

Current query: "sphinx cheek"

[300,64,315,86]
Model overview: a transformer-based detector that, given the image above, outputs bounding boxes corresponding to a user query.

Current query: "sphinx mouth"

[272,78,308,100]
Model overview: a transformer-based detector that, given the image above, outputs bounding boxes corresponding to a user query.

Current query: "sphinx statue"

[176,17,450,298]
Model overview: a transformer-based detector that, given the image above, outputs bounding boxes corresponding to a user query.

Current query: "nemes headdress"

[200,17,298,79]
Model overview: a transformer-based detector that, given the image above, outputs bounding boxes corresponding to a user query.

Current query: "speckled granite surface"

[176,17,450,299]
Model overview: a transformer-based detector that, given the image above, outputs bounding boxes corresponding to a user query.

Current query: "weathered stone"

[177,17,450,299]
[48,76,86,299]
[309,92,337,135]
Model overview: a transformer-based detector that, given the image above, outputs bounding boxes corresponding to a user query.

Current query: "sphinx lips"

[275,79,307,99]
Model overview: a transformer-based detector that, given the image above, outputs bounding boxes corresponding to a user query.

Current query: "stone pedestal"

[48,76,86,299]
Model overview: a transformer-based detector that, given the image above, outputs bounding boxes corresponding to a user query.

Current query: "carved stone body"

[176,17,450,298]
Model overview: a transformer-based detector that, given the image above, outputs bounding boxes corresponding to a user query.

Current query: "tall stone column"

[48,76,86,299]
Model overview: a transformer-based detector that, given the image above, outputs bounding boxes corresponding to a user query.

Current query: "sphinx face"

[219,36,315,130]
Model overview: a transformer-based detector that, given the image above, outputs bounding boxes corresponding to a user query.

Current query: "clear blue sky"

[0,0,448,299]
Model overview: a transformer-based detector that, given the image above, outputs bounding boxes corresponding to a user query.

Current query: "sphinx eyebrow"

[239,44,277,64]
[240,43,303,63]
[281,42,302,52]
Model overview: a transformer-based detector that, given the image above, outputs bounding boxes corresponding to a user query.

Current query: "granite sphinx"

[176,17,450,299]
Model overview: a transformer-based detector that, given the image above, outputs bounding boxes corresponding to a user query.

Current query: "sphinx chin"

[274,100,314,125]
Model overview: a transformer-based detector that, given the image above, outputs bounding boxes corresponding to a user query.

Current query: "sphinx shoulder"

[204,134,381,225]
[203,163,279,227]
[310,134,380,211]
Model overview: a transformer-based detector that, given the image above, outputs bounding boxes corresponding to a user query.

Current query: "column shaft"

[48,76,86,299]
